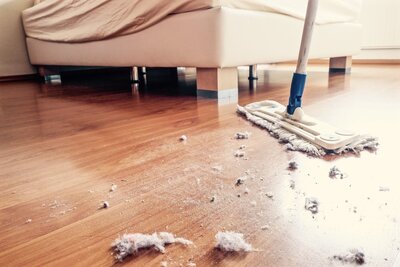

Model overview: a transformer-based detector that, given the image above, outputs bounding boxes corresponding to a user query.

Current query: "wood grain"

[0,64,399,266]
[197,68,238,91]
[329,56,352,73]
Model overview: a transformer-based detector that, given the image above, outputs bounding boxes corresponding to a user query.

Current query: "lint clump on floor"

[379,186,390,192]
[210,195,217,203]
[234,150,245,158]
[215,231,253,252]
[235,176,246,186]
[332,249,365,265]
[288,161,298,170]
[289,180,295,189]
[305,197,319,214]
[112,232,193,261]
[265,192,274,199]
[101,201,110,209]
[110,183,117,192]
[234,132,250,140]
[329,166,345,179]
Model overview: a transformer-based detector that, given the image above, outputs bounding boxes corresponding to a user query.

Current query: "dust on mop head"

[237,105,378,157]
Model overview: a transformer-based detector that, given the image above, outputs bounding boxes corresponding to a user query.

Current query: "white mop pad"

[237,104,378,157]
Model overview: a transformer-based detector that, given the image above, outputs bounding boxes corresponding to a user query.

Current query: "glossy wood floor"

[0,64,399,267]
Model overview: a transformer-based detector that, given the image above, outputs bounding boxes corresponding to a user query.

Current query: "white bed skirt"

[26,7,362,68]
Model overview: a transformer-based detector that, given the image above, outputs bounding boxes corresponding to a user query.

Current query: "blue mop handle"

[287,0,318,115]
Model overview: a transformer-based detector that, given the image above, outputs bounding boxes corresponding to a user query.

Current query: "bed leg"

[130,67,139,84]
[38,66,61,83]
[329,56,352,73]
[248,65,258,80]
[196,67,238,100]
[138,67,146,84]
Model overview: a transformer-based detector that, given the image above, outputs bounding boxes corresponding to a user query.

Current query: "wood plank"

[0,64,399,266]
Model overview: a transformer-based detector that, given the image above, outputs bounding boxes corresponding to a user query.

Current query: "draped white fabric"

[22,0,362,42]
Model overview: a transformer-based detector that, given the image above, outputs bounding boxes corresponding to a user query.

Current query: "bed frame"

[26,7,361,99]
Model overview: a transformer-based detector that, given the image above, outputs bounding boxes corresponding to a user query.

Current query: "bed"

[22,0,362,99]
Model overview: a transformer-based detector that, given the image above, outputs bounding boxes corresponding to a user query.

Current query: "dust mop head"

[237,105,324,156]
[237,103,378,157]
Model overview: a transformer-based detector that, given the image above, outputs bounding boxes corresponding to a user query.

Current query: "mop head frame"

[237,100,378,157]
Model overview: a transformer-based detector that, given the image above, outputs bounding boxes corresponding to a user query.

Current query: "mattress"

[26,7,362,68]
[22,0,361,43]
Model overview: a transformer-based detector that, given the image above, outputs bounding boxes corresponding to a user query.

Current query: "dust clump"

[234,132,250,140]
[179,135,187,142]
[288,161,298,170]
[265,192,274,199]
[48,200,64,209]
[215,231,252,252]
[289,180,295,189]
[102,201,110,209]
[332,249,365,265]
[236,177,246,186]
[234,150,245,158]
[210,195,216,203]
[305,197,319,214]
[112,232,193,261]
[329,166,345,179]
[379,186,390,192]
[110,184,117,192]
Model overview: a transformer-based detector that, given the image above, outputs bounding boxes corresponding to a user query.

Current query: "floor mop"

[237,0,378,157]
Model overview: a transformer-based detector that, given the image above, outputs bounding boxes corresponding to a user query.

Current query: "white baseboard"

[354,48,400,60]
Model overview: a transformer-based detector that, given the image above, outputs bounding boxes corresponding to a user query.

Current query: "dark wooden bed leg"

[196,67,238,100]
[329,56,352,73]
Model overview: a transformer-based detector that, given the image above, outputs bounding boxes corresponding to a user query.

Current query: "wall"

[355,0,400,60]
[0,0,36,78]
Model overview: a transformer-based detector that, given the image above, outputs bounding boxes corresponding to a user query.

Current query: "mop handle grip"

[296,0,319,74]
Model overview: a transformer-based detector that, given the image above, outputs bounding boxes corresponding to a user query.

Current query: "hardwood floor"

[0,64,399,266]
